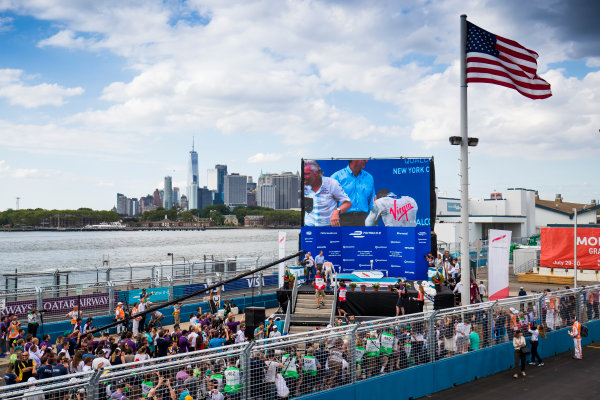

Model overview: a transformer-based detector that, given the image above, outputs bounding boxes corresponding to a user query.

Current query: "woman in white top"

[527,324,545,366]
[512,330,527,378]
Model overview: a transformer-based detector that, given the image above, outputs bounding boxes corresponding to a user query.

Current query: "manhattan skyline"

[1,1,600,211]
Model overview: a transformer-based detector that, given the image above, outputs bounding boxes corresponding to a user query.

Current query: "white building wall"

[535,207,597,228]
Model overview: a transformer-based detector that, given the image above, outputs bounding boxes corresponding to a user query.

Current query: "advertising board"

[540,227,600,269]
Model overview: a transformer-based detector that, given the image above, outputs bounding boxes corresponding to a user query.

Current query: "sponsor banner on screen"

[301,226,430,279]
[540,227,600,269]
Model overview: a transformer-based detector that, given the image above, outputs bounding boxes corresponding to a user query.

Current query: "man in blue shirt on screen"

[303,160,351,226]
[331,160,376,226]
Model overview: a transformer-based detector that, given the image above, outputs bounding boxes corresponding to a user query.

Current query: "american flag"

[466,22,552,99]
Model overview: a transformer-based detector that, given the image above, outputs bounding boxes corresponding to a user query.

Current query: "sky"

[1,0,599,211]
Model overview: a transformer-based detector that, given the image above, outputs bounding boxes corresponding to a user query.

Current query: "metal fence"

[1,256,282,289]
[2,284,598,399]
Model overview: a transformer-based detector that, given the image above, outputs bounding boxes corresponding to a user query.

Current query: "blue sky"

[1,0,599,211]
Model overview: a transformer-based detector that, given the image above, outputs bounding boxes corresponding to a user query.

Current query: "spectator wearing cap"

[269,324,281,339]
[115,302,126,333]
[92,348,111,370]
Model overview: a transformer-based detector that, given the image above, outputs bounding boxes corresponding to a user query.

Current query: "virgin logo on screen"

[390,200,414,221]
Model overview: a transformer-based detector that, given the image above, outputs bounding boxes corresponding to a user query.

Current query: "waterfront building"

[180,195,189,211]
[153,189,162,207]
[224,173,247,206]
[187,140,199,210]
[257,185,276,209]
[164,176,173,210]
[215,164,227,204]
[198,186,213,211]
[116,193,127,215]
[271,172,300,209]
[173,187,180,206]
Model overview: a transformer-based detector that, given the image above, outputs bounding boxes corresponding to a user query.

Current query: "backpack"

[581,324,588,338]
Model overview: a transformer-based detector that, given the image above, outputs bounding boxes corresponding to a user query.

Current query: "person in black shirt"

[156,330,170,358]
[51,359,69,377]
[36,358,53,380]
[14,351,36,382]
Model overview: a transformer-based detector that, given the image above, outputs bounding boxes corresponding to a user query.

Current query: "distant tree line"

[0,208,119,228]
[142,205,300,227]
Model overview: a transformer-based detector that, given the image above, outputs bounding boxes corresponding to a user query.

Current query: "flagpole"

[460,14,470,306]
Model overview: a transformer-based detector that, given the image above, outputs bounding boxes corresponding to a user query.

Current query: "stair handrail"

[291,277,300,314]
[329,273,338,326]
[283,297,291,334]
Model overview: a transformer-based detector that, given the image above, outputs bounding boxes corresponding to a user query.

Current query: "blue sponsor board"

[301,227,430,280]
[128,286,170,304]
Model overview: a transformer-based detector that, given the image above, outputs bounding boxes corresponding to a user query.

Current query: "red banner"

[540,227,600,269]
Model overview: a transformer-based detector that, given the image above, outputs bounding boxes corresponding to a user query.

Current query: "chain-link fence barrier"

[1,285,599,398]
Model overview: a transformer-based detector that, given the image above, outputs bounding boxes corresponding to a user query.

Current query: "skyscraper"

[173,187,180,206]
[153,189,162,207]
[215,164,227,204]
[224,173,247,206]
[271,172,300,209]
[187,139,199,210]
[164,176,173,210]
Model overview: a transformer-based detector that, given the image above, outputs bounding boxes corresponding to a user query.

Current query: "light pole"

[168,252,174,279]
[573,208,578,288]
[449,134,478,306]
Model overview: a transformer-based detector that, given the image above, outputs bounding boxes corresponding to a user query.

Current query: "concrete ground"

[420,344,600,399]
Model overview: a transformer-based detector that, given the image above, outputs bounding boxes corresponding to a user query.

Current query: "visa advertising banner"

[540,227,600,269]
[301,158,432,279]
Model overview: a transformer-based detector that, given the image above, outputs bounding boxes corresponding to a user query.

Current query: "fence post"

[258,271,263,296]
[87,369,101,400]
[538,292,546,329]
[35,287,43,311]
[241,341,255,400]
[189,263,195,285]
[576,287,585,321]
[108,282,115,316]
[168,276,174,302]
[427,311,439,361]
[349,324,359,385]
[487,302,497,347]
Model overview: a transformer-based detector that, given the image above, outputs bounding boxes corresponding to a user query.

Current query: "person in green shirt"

[300,348,320,394]
[469,330,480,351]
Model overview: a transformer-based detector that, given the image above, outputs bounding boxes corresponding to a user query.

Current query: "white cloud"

[0,16,13,32]
[96,180,114,187]
[37,29,92,49]
[0,160,60,179]
[0,69,83,108]
[248,153,283,163]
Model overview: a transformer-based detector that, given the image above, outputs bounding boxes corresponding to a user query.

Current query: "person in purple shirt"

[39,334,52,351]
[178,330,190,353]
[124,332,137,353]
[0,316,9,357]
[225,315,240,333]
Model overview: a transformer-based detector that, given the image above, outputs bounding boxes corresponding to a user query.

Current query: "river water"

[0,229,300,277]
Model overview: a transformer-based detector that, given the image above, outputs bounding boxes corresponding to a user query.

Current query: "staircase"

[288,292,335,334]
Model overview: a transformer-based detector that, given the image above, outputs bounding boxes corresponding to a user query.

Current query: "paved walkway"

[420,344,600,399]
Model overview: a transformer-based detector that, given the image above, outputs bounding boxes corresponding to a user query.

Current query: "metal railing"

[2,284,599,399]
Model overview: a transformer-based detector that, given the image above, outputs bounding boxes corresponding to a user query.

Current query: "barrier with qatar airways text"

[540,227,600,269]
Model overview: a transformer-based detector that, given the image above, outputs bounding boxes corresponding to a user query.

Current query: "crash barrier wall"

[2,285,599,399]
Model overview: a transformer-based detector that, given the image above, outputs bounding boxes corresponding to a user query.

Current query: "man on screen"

[364,189,418,227]
[331,160,376,226]
[303,160,351,226]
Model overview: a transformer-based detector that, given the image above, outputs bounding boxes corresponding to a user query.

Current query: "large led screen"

[301,158,432,280]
